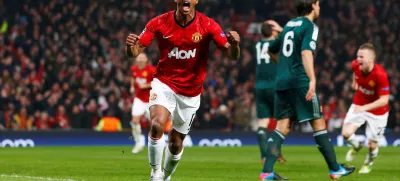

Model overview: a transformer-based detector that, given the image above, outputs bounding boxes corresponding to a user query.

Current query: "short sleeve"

[301,23,319,52]
[377,70,390,96]
[138,17,158,47]
[268,32,283,54]
[209,19,228,48]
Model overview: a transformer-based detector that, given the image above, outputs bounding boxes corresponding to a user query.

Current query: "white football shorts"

[344,104,388,141]
[149,78,200,134]
[131,97,150,121]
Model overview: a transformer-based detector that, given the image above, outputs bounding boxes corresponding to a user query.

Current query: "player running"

[341,43,390,174]
[260,0,355,180]
[126,0,240,180]
[254,22,286,164]
[130,53,155,154]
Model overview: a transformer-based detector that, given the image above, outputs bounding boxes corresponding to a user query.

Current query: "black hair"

[261,23,273,38]
[296,0,318,16]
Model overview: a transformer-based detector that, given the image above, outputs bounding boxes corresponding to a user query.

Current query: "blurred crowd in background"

[0,0,399,132]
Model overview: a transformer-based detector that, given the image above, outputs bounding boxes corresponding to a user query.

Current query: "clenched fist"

[126,34,139,46]
[226,31,240,46]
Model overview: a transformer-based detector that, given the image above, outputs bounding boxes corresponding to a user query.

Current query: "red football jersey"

[351,60,390,115]
[132,64,155,102]
[138,11,228,97]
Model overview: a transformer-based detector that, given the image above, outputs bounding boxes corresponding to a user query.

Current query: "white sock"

[148,135,165,172]
[365,147,378,165]
[346,134,360,149]
[132,123,142,145]
[163,146,184,179]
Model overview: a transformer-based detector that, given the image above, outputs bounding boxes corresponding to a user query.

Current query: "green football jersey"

[269,17,319,90]
[254,39,276,89]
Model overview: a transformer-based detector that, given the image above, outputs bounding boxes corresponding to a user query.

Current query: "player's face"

[136,53,148,68]
[356,49,374,71]
[313,0,321,18]
[175,0,198,15]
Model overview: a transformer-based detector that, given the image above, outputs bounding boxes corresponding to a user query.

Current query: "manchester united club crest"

[369,80,376,87]
[142,71,148,77]
[192,32,202,43]
[150,93,157,101]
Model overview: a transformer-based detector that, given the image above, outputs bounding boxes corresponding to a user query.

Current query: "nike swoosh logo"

[163,35,173,39]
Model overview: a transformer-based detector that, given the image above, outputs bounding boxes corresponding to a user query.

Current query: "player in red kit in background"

[125,0,240,180]
[130,53,155,154]
[341,43,390,174]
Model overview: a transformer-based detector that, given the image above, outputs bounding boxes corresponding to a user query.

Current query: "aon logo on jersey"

[135,77,147,84]
[359,86,375,95]
[168,48,197,60]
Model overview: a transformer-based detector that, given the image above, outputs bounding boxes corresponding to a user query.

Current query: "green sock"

[256,127,268,159]
[314,130,340,171]
[262,130,285,173]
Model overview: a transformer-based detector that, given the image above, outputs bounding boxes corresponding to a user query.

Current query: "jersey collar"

[174,10,197,28]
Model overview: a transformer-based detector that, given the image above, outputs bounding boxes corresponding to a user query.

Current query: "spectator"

[95,110,122,132]
[120,99,133,129]
[69,105,83,129]
[35,112,52,130]
[55,105,70,129]
[0,104,15,130]
[12,107,33,131]
[232,92,253,131]
[212,105,231,132]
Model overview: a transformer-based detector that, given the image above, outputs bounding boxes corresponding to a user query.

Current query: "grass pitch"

[0,146,399,181]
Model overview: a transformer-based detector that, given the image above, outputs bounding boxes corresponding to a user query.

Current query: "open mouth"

[183,1,190,12]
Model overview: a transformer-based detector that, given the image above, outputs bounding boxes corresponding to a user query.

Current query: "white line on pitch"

[0,174,84,181]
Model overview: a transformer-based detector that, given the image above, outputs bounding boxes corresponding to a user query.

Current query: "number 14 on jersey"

[256,42,271,64]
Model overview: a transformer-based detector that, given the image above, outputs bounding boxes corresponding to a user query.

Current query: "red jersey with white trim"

[138,11,228,97]
[351,60,390,115]
[131,64,155,102]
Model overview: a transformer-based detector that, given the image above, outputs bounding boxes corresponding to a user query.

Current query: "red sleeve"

[377,69,390,96]
[208,19,228,48]
[138,17,158,47]
[351,60,358,71]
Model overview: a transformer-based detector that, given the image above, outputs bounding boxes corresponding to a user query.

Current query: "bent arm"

[223,43,240,60]
[362,95,389,112]
[126,42,146,58]
[351,73,358,90]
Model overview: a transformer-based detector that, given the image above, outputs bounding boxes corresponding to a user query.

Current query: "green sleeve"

[301,23,319,52]
[269,32,283,53]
